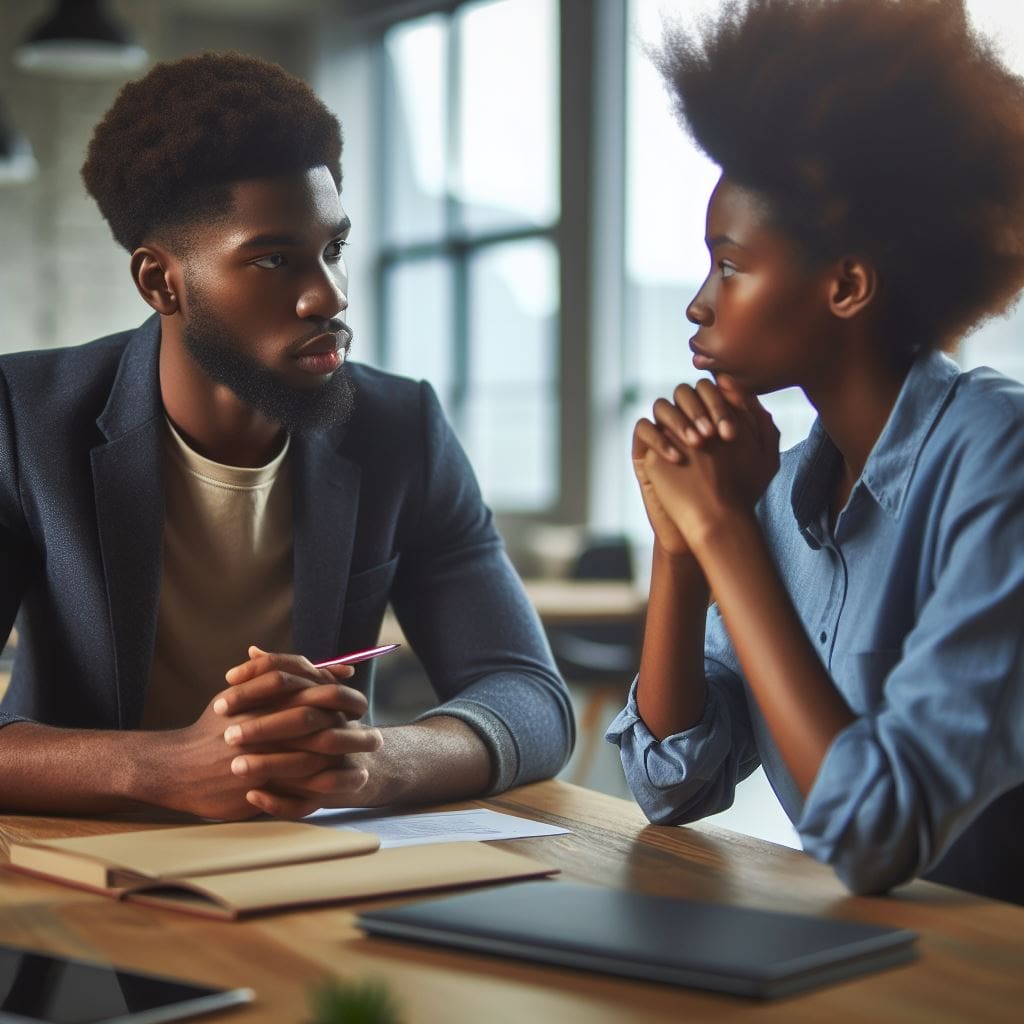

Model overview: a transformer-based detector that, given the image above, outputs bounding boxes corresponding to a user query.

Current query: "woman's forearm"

[635,543,711,739]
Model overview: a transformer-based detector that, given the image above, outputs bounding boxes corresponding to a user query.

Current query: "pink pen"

[313,643,401,669]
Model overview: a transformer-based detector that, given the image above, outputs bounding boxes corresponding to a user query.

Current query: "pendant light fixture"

[0,104,38,186]
[14,0,148,78]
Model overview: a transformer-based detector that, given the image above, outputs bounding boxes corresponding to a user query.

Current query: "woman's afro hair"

[654,0,1024,351]
[81,51,343,252]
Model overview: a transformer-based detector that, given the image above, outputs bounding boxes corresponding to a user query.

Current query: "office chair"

[546,534,643,787]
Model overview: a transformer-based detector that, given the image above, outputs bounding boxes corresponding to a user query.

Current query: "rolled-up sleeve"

[606,604,761,825]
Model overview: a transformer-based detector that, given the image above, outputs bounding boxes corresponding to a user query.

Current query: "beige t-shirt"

[142,419,293,729]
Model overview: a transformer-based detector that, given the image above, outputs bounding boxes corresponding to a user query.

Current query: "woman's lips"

[689,338,715,371]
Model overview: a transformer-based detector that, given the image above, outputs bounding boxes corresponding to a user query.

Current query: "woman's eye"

[719,261,736,279]
[325,239,348,262]
[253,253,287,269]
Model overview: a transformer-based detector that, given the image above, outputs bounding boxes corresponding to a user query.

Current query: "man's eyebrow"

[238,217,351,249]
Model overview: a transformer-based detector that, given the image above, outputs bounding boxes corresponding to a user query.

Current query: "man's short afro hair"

[82,50,343,253]
[655,0,1024,351]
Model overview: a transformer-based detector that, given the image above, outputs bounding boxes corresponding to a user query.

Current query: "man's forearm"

[0,721,160,814]
[352,716,492,807]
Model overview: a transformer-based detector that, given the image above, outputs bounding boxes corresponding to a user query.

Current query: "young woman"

[607,0,1024,904]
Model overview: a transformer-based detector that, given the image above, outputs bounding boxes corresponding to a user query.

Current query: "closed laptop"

[358,880,917,999]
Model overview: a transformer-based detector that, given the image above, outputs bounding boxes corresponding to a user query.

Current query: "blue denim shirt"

[608,351,1024,901]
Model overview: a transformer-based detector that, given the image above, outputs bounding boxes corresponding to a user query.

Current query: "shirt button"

[819,631,827,644]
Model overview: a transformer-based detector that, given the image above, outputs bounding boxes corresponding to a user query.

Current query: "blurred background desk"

[379,578,646,647]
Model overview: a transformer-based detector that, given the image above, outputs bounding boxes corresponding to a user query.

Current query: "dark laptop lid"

[358,881,917,999]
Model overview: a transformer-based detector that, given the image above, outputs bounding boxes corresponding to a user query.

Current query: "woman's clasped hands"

[632,374,781,557]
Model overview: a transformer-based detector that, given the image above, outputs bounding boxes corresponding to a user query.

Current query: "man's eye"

[325,239,349,262]
[253,253,287,269]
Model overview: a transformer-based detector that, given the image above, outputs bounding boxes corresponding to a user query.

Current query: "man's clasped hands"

[632,374,782,559]
[162,647,383,822]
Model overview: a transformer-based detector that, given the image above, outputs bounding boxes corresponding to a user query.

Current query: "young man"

[609,0,1024,903]
[0,52,573,821]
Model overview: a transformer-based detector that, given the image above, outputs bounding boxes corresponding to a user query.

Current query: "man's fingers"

[229,750,332,781]
[223,704,338,745]
[291,726,384,757]
[224,649,355,686]
[244,790,323,820]
[244,766,371,818]
[289,682,369,718]
[214,676,367,718]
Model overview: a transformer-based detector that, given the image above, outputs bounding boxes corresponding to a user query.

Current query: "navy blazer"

[0,317,574,790]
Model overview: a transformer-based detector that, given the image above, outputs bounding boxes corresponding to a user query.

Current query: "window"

[376,0,562,513]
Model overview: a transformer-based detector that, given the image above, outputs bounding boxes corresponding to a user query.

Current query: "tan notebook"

[6,821,558,921]
[8,820,380,893]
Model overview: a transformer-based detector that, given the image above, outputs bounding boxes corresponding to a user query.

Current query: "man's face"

[178,165,355,434]
[685,175,835,395]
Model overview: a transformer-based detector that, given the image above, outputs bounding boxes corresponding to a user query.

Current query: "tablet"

[0,943,253,1024]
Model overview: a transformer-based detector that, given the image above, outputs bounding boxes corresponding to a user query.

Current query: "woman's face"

[685,176,838,395]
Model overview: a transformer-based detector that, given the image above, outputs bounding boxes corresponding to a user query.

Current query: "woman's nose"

[686,287,713,326]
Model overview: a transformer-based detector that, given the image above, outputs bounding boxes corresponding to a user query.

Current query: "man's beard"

[181,291,356,437]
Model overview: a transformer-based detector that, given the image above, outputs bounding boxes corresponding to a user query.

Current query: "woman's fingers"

[692,378,737,440]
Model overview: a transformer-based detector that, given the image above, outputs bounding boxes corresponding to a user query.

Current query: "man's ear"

[130,244,182,315]
[827,256,876,320]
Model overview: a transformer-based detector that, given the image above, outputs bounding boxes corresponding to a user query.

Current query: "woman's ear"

[130,245,181,315]
[828,256,877,319]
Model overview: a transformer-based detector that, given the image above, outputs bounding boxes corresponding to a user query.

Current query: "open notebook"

[357,880,917,999]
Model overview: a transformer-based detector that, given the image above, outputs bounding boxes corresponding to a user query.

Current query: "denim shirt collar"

[792,350,961,546]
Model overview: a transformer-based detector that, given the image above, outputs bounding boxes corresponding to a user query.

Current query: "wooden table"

[1,781,1021,1022]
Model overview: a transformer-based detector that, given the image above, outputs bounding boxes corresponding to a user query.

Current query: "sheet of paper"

[306,808,570,848]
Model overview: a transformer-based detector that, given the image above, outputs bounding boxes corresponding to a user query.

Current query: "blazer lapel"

[91,317,165,727]
[290,431,361,663]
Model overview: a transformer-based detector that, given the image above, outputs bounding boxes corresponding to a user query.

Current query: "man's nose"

[297,266,348,321]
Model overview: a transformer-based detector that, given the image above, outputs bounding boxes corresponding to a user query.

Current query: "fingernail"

[224,725,242,744]
[685,428,701,446]
[231,756,248,775]
[696,417,715,438]
[213,698,228,715]
[719,419,736,440]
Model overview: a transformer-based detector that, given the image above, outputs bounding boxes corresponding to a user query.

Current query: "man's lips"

[293,326,351,375]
